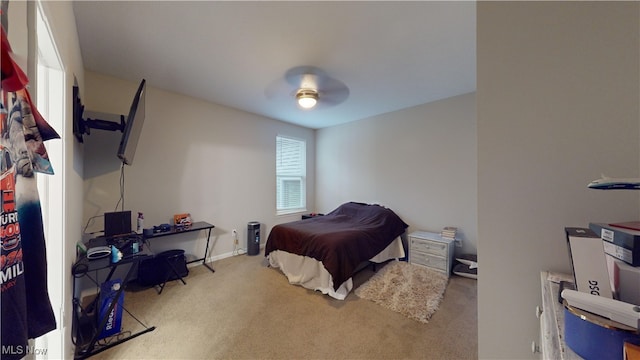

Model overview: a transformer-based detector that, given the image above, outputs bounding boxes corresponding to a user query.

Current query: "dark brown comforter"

[265,202,408,290]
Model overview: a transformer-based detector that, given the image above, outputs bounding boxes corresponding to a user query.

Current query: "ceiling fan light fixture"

[296,89,318,109]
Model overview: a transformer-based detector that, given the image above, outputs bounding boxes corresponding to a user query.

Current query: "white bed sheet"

[266,237,405,300]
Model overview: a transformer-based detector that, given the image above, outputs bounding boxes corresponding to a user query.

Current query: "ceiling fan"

[265,66,349,110]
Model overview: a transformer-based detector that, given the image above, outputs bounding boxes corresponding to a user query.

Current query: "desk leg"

[201,228,215,273]
[79,260,137,357]
[76,326,155,360]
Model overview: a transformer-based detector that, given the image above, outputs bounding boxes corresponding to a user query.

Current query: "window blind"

[276,135,306,213]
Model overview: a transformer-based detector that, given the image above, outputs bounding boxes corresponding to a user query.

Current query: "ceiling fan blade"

[319,87,350,106]
[317,77,349,106]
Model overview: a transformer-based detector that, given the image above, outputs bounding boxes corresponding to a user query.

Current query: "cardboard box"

[98,279,124,340]
[565,227,613,298]
[173,213,192,227]
[602,241,635,267]
[590,222,640,266]
[612,257,640,305]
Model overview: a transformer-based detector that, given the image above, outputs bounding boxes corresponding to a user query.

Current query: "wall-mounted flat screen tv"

[73,78,147,166]
[117,79,146,165]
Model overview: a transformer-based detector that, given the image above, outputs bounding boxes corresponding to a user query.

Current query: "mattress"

[267,237,405,300]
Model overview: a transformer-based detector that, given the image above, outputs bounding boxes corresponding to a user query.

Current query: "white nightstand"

[408,231,455,276]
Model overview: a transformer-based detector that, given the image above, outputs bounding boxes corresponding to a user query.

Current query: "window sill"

[276,209,307,216]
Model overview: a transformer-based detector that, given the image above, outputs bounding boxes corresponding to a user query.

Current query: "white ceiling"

[72,1,476,129]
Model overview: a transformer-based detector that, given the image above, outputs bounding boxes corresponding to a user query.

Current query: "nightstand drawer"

[409,237,447,257]
[410,251,447,272]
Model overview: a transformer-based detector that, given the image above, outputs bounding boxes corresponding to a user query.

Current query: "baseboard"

[187,244,264,268]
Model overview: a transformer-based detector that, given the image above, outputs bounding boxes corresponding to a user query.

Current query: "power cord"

[82,161,127,236]
[113,161,126,212]
[82,215,104,235]
[231,230,246,256]
[233,244,246,256]
[96,330,133,347]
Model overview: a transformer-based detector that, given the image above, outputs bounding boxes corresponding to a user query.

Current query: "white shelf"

[539,271,581,360]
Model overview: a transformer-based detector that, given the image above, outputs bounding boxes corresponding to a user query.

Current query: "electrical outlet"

[455,238,462,248]
[232,229,237,237]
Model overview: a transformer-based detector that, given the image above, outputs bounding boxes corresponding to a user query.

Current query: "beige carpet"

[89,254,477,359]
[354,260,448,323]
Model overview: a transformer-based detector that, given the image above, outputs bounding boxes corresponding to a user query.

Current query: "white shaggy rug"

[354,260,449,323]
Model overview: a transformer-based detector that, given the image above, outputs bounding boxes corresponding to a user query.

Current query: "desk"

[144,221,215,272]
[71,246,155,359]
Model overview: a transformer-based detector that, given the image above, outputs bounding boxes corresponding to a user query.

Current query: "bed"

[265,202,408,300]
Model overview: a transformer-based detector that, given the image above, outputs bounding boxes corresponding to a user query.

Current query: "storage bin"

[138,249,188,286]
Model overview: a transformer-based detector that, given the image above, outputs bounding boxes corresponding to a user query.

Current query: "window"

[276,135,306,214]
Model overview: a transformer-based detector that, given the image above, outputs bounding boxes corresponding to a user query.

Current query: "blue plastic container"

[564,306,640,360]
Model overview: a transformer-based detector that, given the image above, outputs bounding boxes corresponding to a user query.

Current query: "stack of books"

[589,221,640,266]
[588,221,640,304]
[441,226,457,240]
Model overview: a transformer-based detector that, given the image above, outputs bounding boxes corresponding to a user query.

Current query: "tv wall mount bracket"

[72,85,125,143]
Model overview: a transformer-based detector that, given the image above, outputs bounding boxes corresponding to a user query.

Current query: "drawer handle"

[535,306,543,319]
[531,341,540,354]
[422,244,444,251]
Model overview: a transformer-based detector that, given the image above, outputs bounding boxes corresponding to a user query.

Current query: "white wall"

[477,2,639,359]
[316,93,477,255]
[81,71,315,259]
